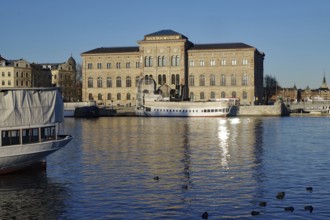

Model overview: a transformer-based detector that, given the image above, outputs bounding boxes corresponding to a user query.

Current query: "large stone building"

[81,30,265,106]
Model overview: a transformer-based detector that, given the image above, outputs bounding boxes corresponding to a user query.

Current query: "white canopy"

[0,88,63,127]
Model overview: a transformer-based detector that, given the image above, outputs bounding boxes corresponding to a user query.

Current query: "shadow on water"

[0,167,68,219]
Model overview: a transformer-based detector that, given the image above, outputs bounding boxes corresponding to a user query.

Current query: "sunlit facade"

[81,30,265,106]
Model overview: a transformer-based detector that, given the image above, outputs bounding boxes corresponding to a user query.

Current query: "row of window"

[1,80,30,87]
[88,91,248,101]
[86,57,248,69]
[87,73,249,88]
[1,72,30,78]
[1,126,55,146]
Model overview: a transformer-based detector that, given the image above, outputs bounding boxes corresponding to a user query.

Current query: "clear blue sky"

[1,0,329,89]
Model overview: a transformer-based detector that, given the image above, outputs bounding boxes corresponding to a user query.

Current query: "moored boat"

[0,88,73,174]
[135,76,239,117]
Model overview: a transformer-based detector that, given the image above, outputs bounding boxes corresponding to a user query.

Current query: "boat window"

[2,130,20,146]
[22,128,39,144]
[41,126,56,142]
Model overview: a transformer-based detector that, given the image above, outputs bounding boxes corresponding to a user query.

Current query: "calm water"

[0,116,330,219]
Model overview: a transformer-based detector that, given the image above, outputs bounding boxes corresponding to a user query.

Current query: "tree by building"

[264,75,279,104]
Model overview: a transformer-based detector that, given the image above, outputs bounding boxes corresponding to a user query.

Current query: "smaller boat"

[64,101,99,117]
[0,88,73,174]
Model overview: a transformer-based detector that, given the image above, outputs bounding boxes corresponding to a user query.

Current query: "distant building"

[81,30,265,106]
[41,56,79,101]
[0,55,51,88]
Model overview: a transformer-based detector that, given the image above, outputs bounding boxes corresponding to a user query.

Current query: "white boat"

[135,76,239,117]
[0,88,73,174]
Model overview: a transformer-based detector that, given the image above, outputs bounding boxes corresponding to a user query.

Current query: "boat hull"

[0,135,72,174]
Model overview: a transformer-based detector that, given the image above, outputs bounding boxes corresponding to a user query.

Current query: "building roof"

[0,55,7,62]
[145,29,188,39]
[82,47,139,55]
[189,43,254,50]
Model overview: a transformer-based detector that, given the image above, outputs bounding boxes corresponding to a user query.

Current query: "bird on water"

[276,192,285,199]
[202,211,208,219]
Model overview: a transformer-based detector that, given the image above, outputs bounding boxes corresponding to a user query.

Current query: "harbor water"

[0,116,330,219]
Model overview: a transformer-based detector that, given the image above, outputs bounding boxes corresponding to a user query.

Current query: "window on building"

[136,76,140,86]
[232,59,237,65]
[88,93,93,100]
[117,93,121,100]
[107,77,112,87]
[107,93,111,100]
[243,91,247,99]
[199,74,205,86]
[242,73,248,85]
[221,59,226,66]
[136,62,140,68]
[210,60,215,66]
[8,80,11,86]
[126,76,131,87]
[1,72,4,77]
[126,62,130,68]
[171,74,180,85]
[87,63,92,69]
[98,93,102,100]
[210,91,216,99]
[116,62,121,69]
[145,56,153,67]
[200,60,205,67]
[171,55,179,66]
[97,77,102,88]
[221,91,226,98]
[231,74,236,86]
[2,80,5,86]
[116,76,121,87]
[107,63,111,69]
[189,60,194,67]
[243,59,248,65]
[88,77,93,88]
[127,93,131,100]
[189,75,194,86]
[220,74,226,86]
[8,72,11,77]
[200,92,205,100]
[210,74,216,86]
[190,92,194,100]
[232,91,236,98]
[97,63,102,69]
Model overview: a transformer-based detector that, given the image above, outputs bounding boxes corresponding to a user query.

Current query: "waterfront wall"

[238,103,290,116]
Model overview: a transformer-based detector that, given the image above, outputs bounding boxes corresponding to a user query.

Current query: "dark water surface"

[0,116,330,219]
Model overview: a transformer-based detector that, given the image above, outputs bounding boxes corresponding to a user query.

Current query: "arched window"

[88,77,93,88]
[98,93,102,100]
[149,57,153,67]
[171,55,180,66]
[158,56,162,67]
[232,91,236,98]
[107,93,111,100]
[200,92,205,100]
[220,74,226,86]
[221,91,226,98]
[126,93,131,100]
[88,93,93,100]
[158,75,162,85]
[107,77,112,87]
[126,76,131,87]
[231,74,236,86]
[117,93,121,100]
[97,77,102,88]
[199,74,205,86]
[162,56,166,66]
[210,91,216,99]
[162,74,166,85]
[242,73,248,85]
[175,74,180,85]
[171,74,175,84]
[116,76,121,87]
[189,75,194,86]
[136,76,140,86]
[243,91,247,99]
[145,56,153,67]
[189,92,194,100]
[210,74,216,86]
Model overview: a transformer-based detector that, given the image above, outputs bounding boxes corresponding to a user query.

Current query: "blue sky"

[1,0,329,89]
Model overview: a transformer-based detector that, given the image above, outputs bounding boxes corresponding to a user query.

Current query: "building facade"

[41,56,79,101]
[81,30,265,106]
[0,55,51,88]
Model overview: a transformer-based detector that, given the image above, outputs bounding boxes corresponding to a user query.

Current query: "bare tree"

[264,75,279,104]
